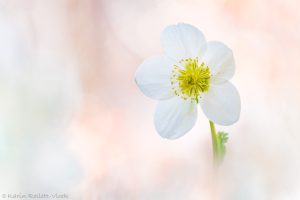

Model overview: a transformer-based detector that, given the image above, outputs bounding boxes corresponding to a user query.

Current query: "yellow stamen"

[170,57,211,103]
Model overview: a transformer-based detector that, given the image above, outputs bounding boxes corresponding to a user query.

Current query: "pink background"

[0,0,300,199]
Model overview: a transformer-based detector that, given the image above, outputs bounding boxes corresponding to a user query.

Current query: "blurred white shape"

[31,137,82,192]
[0,10,82,193]
[0,13,24,71]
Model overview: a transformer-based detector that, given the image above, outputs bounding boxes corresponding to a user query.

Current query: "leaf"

[217,131,229,162]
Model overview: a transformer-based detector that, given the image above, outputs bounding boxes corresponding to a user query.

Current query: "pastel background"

[0,0,300,199]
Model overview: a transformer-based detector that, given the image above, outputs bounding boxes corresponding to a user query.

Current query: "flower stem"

[209,121,219,165]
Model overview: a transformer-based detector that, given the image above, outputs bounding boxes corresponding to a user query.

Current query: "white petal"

[160,23,206,61]
[201,41,235,84]
[200,82,240,125]
[135,55,175,100]
[154,97,197,139]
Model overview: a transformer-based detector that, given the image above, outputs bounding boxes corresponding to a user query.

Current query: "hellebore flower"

[135,23,241,140]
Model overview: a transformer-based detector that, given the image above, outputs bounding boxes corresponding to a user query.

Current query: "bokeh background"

[1,0,300,199]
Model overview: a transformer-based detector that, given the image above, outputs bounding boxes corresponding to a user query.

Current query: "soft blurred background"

[0,0,300,199]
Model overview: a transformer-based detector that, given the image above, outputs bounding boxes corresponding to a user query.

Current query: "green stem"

[209,120,219,165]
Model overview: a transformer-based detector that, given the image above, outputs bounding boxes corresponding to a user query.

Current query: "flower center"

[170,57,211,102]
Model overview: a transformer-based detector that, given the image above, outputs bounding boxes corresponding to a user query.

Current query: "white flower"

[135,23,241,139]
